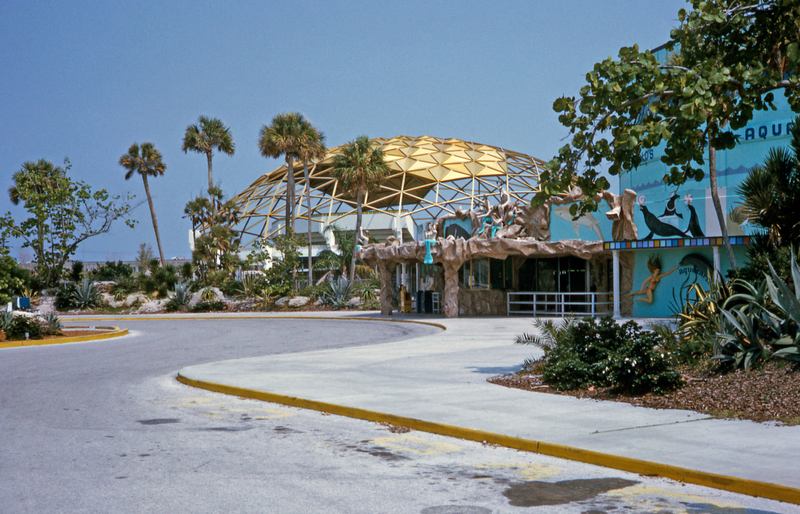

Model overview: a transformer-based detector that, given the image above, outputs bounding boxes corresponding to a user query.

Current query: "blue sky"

[1,0,687,263]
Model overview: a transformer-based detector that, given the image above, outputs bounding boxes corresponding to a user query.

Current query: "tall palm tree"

[182,116,235,193]
[258,112,307,235]
[737,116,800,246]
[331,135,389,284]
[297,122,326,287]
[120,142,167,266]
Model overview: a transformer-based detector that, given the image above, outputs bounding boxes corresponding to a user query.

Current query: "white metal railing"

[507,291,613,317]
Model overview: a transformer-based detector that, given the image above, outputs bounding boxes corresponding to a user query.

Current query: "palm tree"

[737,115,800,247]
[331,135,390,284]
[297,122,326,287]
[182,116,235,193]
[120,142,167,266]
[258,112,307,235]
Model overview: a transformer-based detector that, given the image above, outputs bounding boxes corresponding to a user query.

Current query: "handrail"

[507,291,613,317]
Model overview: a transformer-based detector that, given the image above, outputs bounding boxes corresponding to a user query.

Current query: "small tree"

[3,158,136,286]
[185,187,241,286]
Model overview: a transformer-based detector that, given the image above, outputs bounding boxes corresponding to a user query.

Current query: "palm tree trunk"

[709,146,737,270]
[285,156,294,235]
[349,190,363,284]
[142,175,166,267]
[206,151,215,215]
[206,151,214,192]
[304,160,313,287]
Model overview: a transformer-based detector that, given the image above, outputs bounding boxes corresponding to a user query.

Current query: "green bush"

[90,261,134,282]
[140,264,179,298]
[5,316,43,340]
[521,316,682,395]
[190,300,227,312]
[54,285,76,311]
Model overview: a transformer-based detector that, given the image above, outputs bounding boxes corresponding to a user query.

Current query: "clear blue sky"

[1,0,687,263]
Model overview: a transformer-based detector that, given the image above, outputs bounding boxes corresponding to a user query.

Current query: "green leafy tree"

[119,142,167,266]
[258,112,309,235]
[185,187,242,286]
[331,135,390,284]
[3,158,136,286]
[182,116,235,193]
[537,0,800,269]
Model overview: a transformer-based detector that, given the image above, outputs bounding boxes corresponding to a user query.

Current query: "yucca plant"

[322,276,353,309]
[71,279,101,310]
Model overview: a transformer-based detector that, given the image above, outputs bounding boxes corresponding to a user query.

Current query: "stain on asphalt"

[201,426,253,432]
[421,507,492,514]
[355,446,410,461]
[137,418,180,425]
[503,477,639,507]
[273,426,303,434]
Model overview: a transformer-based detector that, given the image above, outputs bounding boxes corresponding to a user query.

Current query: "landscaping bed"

[489,360,800,425]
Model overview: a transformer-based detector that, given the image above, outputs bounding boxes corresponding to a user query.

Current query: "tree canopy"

[536,0,800,267]
[3,158,136,286]
[182,116,235,191]
[331,135,389,284]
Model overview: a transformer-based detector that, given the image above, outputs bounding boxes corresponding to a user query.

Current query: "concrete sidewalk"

[177,315,800,502]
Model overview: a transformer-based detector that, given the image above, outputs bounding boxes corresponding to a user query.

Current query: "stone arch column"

[378,261,398,315]
[442,258,464,318]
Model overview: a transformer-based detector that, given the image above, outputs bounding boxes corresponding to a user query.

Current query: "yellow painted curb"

[177,373,800,506]
[0,327,128,348]
[63,315,447,331]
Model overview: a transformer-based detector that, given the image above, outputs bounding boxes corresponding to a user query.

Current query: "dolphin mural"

[553,205,604,240]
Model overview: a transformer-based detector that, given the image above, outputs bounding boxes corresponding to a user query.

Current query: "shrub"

[140,264,179,298]
[5,316,43,340]
[519,316,682,395]
[54,285,76,311]
[190,300,227,312]
[90,261,134,282]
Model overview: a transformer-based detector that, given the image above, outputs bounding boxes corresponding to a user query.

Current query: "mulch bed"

[488,360,800,425]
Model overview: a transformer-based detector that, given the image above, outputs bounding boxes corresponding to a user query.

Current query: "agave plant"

[322,276,353,309]
[713,307,771,371]
[0,311,13,332]
[42,312,62,336]
[71,279,101,310]
[170,280,193,307]
[767,250,800,362]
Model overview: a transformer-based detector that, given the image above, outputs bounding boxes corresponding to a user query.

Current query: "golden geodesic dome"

[234,135,547,248]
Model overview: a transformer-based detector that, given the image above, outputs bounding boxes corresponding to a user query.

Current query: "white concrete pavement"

[175,314,800,499]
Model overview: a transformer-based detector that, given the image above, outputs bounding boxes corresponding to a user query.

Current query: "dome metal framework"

[233,135,547,248]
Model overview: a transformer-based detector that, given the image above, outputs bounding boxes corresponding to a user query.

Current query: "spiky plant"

[322,276,353,309]
[71,280,101,310]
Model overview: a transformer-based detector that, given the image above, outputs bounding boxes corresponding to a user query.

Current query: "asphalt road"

[0,318,793,513]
